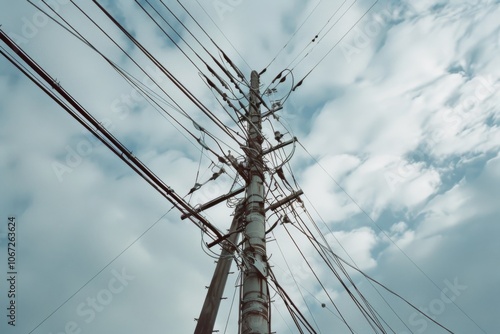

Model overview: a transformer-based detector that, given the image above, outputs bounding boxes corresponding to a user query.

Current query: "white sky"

[0,0,499,333]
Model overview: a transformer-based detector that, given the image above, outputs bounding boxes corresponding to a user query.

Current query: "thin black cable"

[112,55,238,158]
[173,0,279,119]
[265,0,348,90]
[67,1,242,158]
[160,0,277,131]
[298,192,413,333]
[288,0,352,71]
[192,0,252,71]
[261,0,323,73]
[271,299,295,334]
[327,247,455,334]
[161,0,250,89]
[285,208,384,333]
[26,207,175,333]
[291,201,407,333]
[136,0,210,75]
[204,76,249,138]
[268,268,318,333]
[0,30,223,241]
[223,271,241,334]
[290,202,389,333]
[271,230,323,332]
[287,200,453,333]
[276,184,389,333]
[298,140,484,332]
[139,0,250,134]
[37,0,202,143]
[281,223,356,333]
[293,1,378,91]
[92,0,243,146]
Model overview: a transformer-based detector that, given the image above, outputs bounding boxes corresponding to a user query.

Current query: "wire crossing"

[0,1,482,333]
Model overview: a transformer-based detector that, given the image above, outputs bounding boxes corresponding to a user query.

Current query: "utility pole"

[240,71,270,333]
[194,207,242,334]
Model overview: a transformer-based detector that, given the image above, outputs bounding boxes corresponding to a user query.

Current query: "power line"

[296,139,484,332]
[261,0,324,73]
[0,30,223,242]
[192,0,252,71]
[91,0,245,147]
[288,0,351,72]
[32,0,242,164]
[292,0,378,91]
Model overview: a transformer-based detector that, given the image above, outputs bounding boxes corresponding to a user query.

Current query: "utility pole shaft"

[194,207,242,334]
[240,71,270,333]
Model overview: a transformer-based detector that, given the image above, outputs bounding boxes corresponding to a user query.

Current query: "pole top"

[251,70,259,85]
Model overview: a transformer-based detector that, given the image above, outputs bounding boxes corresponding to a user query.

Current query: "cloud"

[1,0,500,333]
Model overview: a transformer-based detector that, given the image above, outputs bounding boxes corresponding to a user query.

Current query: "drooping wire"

[270,229,323,333]
[91,0,245,147]
[292,1,379,91]
[298,190,413,333]
[287,207,390,333]
[161,0,250,89]
[192,0,252,71]
[31,0,236,163]
[263,0,348,91]
[287,0,351,71]
[296,139,483,332]
[0,35,223,242]
[59,0,246,161]
[282,218,359,333]
[137,0,249,141]
[223,271,242,334]
[284,189,453,333]
[173,0,278,119]
[268,268,319,333]
[266,176,395,333]
[261,0,323,73]
[271,299,295,334]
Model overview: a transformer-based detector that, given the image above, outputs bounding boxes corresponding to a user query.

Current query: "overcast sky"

[0,0,499,333]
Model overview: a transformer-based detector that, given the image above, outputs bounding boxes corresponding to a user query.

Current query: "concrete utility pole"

[194,208,242,334]
[240,70,270,333]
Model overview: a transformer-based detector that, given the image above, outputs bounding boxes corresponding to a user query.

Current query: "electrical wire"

[92,0,245,147]
[271,229,323,333]
[288,207,390,333]
[5,3,482,333]
[264,169,403,333]
[137,0,250,141]
[283,191,453,333]
[0,30,224,242]
[292,1,378,91]
[55,0,245,162]
[261,0,324,73]
[192,0,252,71]
[288,0,352,71]
[296,139,483,332]
[30,0,232,161]
[223,271,242,334]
